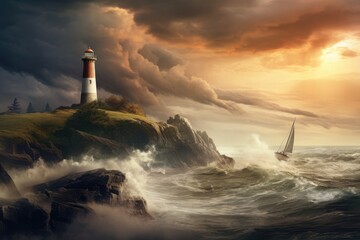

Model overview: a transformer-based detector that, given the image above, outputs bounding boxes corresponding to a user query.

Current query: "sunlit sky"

[1,0,360,147]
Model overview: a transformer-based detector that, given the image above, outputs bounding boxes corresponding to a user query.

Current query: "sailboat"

[275,119,295,161]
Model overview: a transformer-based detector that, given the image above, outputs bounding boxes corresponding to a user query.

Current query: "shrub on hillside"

[104,95,145,116]
[65,102,112,132]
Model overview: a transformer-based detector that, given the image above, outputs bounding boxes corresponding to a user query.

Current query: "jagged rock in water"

[0,198,49,235]
[50,201,94,232]
[34,168,150,221]
[0,164,20,198]
[153,114,235,167]
[34,168,126,204]
[0,169,150,237]
[167,114,198,144]
[120,197,152,218]
[217,155,235,169]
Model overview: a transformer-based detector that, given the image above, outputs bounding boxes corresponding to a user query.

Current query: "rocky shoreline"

[0,113,234,169]
[0,168,149,238]
[0,112,234,238]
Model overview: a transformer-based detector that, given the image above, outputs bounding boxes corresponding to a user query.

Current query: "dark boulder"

[120,197,152,218]
[50,201,93,232]
[0,198,49,235]
[34,168,126,204]
[35,169,151,230]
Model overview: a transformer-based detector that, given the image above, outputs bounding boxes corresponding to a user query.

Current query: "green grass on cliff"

[106,110,162,134]
[0,110,75,144]
[106,110,156,125]
[0,109,158,149]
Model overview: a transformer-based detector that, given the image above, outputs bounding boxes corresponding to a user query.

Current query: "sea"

[10,143,360,240]
[141,145,360,240]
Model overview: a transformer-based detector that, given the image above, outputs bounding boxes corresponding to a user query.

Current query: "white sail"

[283,121,295,153]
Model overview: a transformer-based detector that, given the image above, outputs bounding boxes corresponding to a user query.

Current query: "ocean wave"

[7,145,360,239]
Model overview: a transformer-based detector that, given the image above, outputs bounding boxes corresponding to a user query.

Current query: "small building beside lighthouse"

[80,47,98,105]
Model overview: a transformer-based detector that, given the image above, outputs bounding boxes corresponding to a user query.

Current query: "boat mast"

[283,119,296,153]
[277,118,296,153]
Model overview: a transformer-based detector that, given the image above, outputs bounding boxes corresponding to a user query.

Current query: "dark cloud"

[0,0,346,118]
[0,0,163,109]
[112,0,360,55]
[241,5,360,51]
[0,0,241,112]
[125,41,241,112]
[113,0,256,43]
[138,44,183,71]
[0,67,79,112]
[216,89,319,118]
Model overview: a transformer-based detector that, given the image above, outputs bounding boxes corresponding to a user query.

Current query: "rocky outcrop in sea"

[0,167,149,238]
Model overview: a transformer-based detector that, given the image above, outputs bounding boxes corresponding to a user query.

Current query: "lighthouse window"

[89,80,92,84]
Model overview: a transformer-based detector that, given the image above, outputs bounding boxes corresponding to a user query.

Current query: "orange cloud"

[340,48,358,58]
[113,0,360,66]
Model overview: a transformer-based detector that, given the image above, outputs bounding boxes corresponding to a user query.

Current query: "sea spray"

[8,149,158,198]
[228,134,297,174]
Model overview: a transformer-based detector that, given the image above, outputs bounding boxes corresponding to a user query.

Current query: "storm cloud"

[113,0,360,53]
[0,0,348,124]
[0,0,238,112]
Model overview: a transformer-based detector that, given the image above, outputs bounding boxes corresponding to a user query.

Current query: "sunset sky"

[1,0,360,147]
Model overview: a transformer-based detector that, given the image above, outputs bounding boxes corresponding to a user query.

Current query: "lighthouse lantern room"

[80,47,98,105]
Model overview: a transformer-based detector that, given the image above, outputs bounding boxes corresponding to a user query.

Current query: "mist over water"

[7,137,360,239]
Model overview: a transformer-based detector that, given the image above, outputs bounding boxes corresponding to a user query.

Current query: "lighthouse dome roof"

[85,47,94,53]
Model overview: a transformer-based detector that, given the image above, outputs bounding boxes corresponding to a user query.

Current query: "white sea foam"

[228,134,298,175]
[306,189,344,203]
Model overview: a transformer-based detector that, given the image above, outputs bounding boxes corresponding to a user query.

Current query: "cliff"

[0,109,234,169]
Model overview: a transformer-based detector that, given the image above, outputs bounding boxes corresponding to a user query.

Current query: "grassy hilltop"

[0,110,74,146]
[0,109,156,144]
[0,96,155,149]
[0,100,162,168]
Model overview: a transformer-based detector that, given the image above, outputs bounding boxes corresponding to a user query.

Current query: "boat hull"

[275,152,289,161]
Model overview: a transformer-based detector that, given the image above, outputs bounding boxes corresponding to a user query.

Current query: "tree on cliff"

[7,98,21,114]
[44,103,52,112]
[26,102,36,113]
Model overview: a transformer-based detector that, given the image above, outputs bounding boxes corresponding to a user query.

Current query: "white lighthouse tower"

[80,47,98,105]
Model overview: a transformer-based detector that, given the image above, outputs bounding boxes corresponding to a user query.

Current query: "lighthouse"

[80,47,98,105]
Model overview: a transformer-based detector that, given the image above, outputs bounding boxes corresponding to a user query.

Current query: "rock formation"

[154,114,233,167]
[0,112,234,169]
[0,198,50,236]
[0,168,150,237]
